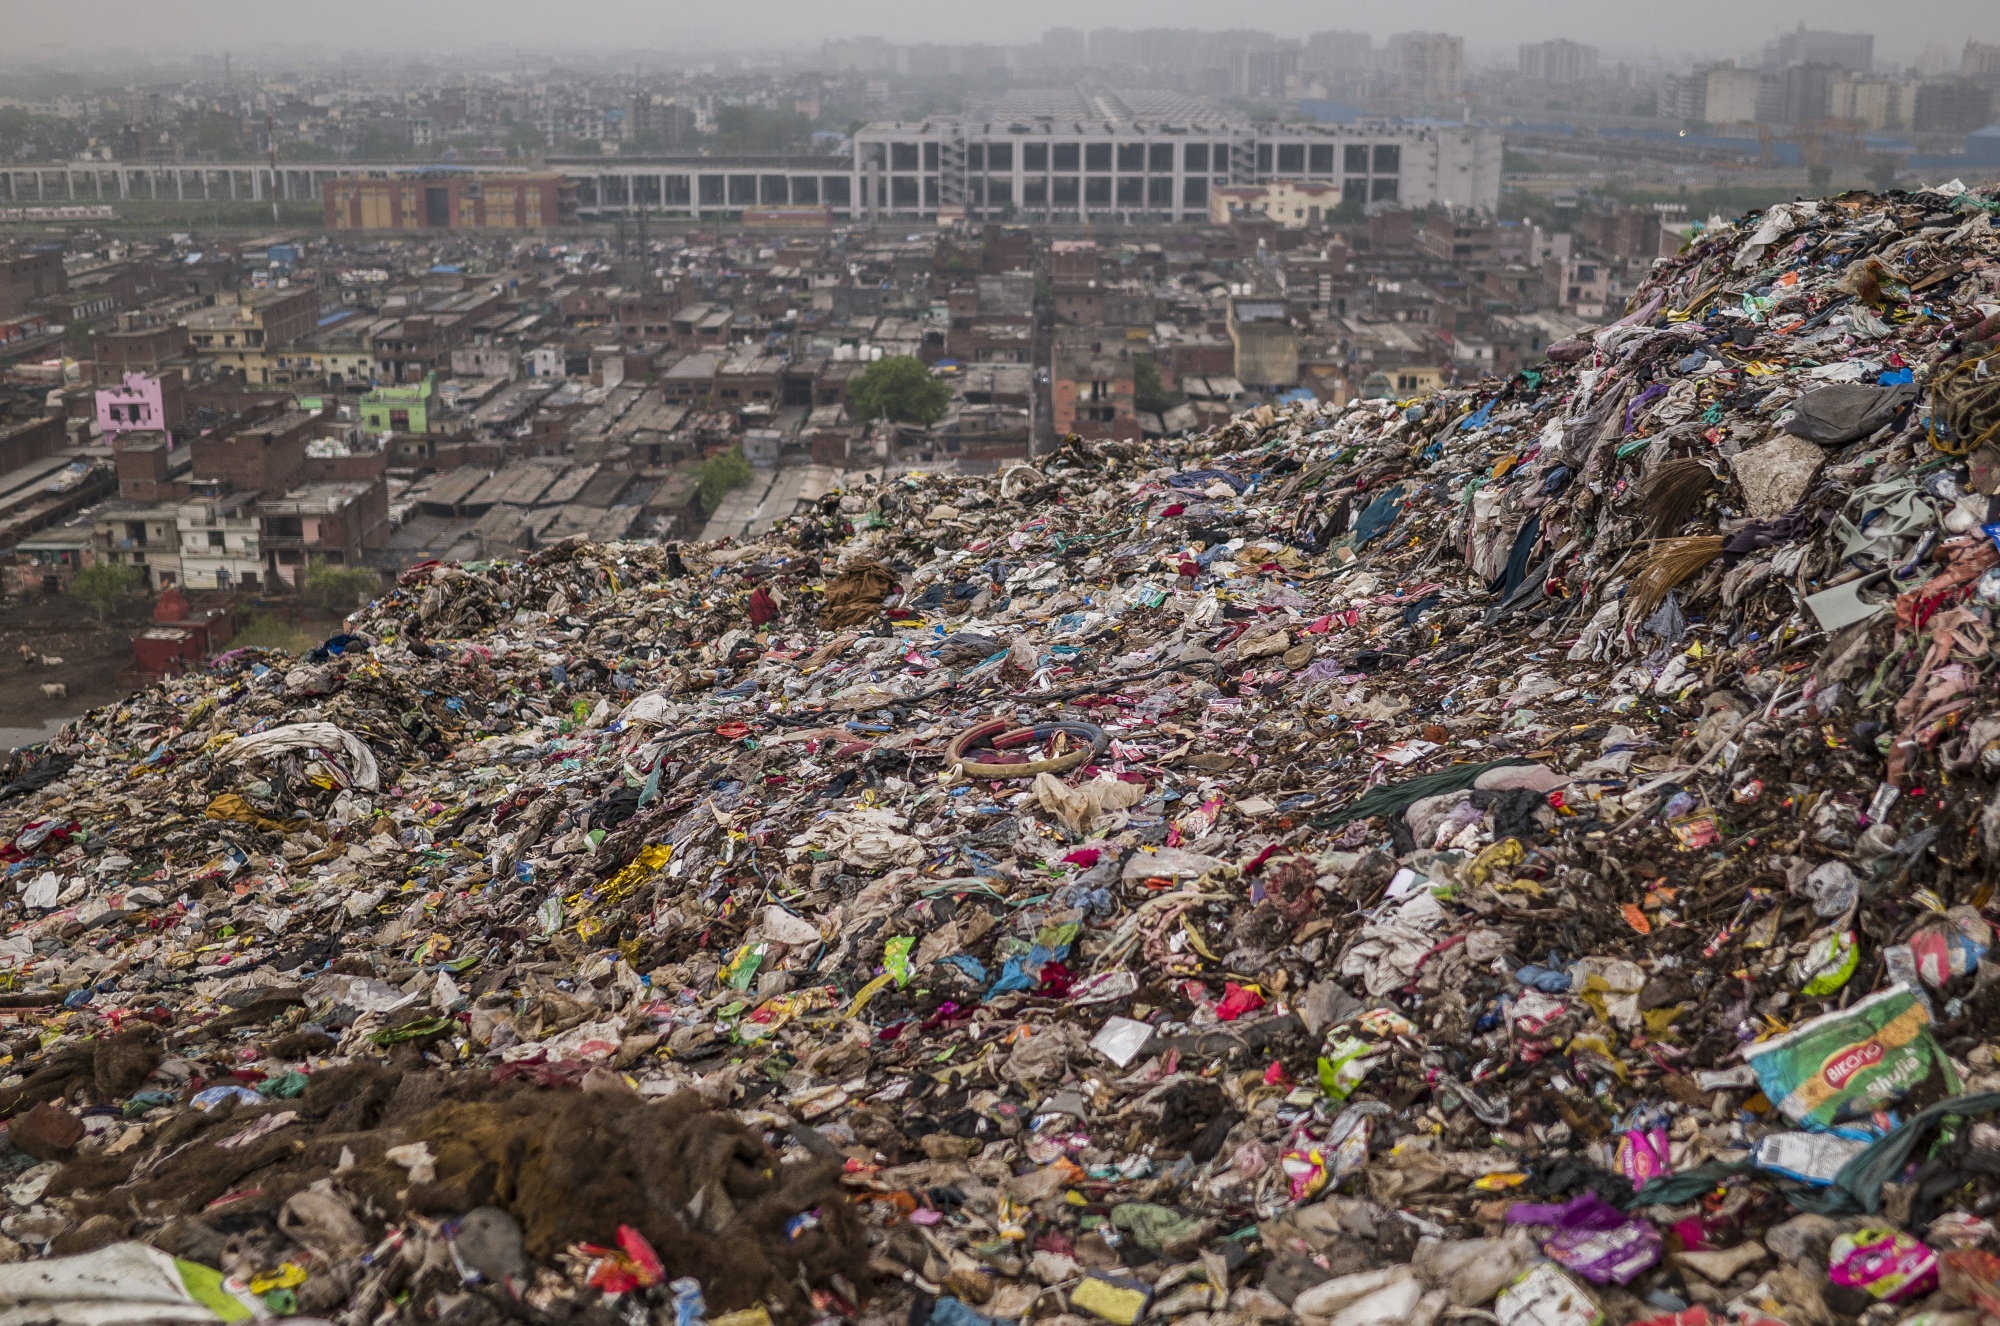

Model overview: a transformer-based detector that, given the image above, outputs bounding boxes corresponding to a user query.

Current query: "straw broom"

[1639,458,1714,539]
[1628,536,1725,619]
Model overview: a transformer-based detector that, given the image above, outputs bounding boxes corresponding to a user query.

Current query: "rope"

[1929,348,2000,455]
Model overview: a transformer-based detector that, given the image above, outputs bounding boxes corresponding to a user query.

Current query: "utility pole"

[266,113,280,226]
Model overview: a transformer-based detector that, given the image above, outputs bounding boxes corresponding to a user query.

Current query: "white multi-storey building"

[844,117,1501,224]
[0,118,1502,226]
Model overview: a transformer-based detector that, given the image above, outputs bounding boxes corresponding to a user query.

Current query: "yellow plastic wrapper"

[1071,1274,1150,1325]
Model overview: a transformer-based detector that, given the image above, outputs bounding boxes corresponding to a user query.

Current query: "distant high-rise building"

[1917,45,1957,78]
[1131,30,1207,70]
[818,38,895,75]
[1390,32,1464,101]
[901,44,952,78]
[1915,80,1995,133]
[1781,64,1838,124]
[1519,39,1600,84]
[1754,74,1785,124]
[1040,29,1087,69]
[1670,62,1765,126]
[1304,31,1372,74]
[1235,46,1302,100]
[627,95,693,149]
[1767,25,1874,74]
[957,46,1007,77]
[1966,42,2000,78]
[1828,73,1917,131]
[1089,29,1139,65]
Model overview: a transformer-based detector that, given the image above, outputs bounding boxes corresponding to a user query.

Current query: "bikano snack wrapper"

[1744,984,1958,1130]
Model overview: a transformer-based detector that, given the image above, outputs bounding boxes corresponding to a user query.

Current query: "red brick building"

[0,249,66,320]
[192,409,316,494]
[91,321,190,385]
[113,433,189,503]
[258,479,389,584]
[1050,335,1137,442]
[0,416,66,475]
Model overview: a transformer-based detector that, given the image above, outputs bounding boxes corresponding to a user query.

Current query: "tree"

[698,446,754,514]
[70,562,143,622]
[191,113,238,156]
[1807,163,1834,196]
[848,356,952,426]
[1868,156,1900,193]
[1134,356,1181,414]
[1329,195,1367,227]
[506,123,546,158]
[355,121,409,160]
[302,560,382,615]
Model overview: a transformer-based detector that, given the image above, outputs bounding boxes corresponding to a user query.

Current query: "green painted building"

[360,375,438,434]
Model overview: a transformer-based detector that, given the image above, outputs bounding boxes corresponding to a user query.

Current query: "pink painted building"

[95,372,168,435]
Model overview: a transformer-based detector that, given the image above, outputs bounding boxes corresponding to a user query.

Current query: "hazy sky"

[12,0,1998,65]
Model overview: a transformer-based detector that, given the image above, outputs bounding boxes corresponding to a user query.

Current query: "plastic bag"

[1828,1227,1938,1302]
[1744,984,1957,1130]
[1506,1192,1661,1285]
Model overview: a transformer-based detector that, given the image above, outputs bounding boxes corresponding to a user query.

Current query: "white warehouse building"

[0,119,1499,226]
[845,117,1502,224]
[541,118,1501,224]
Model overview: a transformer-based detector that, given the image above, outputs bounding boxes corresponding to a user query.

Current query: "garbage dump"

[9,181,2000,1326]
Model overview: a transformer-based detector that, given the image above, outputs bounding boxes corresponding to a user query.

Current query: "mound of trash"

[8,181,2000,1326]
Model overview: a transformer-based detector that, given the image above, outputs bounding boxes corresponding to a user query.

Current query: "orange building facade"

[323,173,579,230]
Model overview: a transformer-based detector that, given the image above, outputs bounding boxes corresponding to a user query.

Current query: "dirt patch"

[0,595,139,742]
[0,597,359,747]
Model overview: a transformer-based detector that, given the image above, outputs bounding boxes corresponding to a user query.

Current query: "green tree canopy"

[698,446,754,514]
[354,121,410,160]
[303,560,383,615]
[848,356,952,426]
[70,562,144,621]
[1134,355,1180,415]
[506,123,546,157]
[191,113,239,155]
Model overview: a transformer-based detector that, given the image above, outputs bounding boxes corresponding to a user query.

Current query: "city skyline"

[2,2,1995,70]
